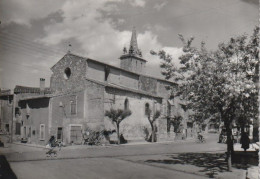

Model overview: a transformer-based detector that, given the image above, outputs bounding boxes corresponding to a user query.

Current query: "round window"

[64,67,71,79]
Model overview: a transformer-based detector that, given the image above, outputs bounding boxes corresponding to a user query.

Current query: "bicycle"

[46,140,62,158]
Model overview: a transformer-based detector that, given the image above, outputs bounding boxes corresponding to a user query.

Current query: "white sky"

[0,0,258,89]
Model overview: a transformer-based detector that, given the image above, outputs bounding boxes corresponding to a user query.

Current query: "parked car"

[208,128,218,133]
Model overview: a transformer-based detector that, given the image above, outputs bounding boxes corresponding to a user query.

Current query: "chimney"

[40,78,45,94]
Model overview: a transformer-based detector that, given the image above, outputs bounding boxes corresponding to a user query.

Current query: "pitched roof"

[19,77,163,101]
[14,85,52,94]
[50,52,86,71]
[19,95,52,101]
[0,89,11,95]
[85,78,162,99]
[119,54,147,62]
[129,26,139,56]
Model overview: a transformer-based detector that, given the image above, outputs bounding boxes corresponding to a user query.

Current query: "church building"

[13,28,189,145]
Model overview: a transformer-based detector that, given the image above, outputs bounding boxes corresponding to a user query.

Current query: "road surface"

[3,133,246,179]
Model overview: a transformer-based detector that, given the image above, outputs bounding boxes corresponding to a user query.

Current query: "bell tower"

[120,27,147,74]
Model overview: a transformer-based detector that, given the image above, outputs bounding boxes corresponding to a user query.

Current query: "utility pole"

[11,94,16,143]
[7,94,14,143]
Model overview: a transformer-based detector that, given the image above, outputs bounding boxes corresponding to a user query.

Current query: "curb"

[6,138,195,149]
[12,142,46,149]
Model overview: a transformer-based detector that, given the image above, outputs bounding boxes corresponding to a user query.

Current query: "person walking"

[48,136,56,147]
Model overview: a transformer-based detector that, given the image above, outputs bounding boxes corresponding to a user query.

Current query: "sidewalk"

[247,166,258,179]
[4,136,196,151]
[123,137,195,146]
[3,133,218,152]
[12,141,46,149]
[234,143,257,152]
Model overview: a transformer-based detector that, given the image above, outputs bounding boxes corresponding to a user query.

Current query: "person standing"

[240,132,250,152]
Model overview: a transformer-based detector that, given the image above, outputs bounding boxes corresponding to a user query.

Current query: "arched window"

[124,98,129,110]
[64,67,71,79]
[145,103,150,116]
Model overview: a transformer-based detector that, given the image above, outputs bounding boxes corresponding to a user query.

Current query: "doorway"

[57,127,63,141]
[15,123,21,135]
[24,126,26,138]
[70,126,82,144]
[5,124,9,133]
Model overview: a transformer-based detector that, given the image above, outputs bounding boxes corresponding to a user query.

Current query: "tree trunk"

[116,123,120,145]
[227,151,232,171]
[151,125,154,143]
[225,122,234,171]
[219,118,222,133]
[148,118,155,143]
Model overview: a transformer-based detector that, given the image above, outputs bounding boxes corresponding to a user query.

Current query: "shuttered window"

[15,123,21,135]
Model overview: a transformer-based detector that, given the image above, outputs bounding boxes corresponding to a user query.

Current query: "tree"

[152,27,259,171]
[172,115,183,133]
[105,108,132,144]
[145,105,161,142]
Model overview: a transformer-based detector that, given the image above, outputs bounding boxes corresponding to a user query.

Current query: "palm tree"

[105,108,132,144]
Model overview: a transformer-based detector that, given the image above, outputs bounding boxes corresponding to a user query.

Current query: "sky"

[0,0,258,90]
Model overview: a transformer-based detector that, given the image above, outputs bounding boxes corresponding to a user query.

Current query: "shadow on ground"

[145,152,258,178]
[232,151,258,169]
[0,155,17,179]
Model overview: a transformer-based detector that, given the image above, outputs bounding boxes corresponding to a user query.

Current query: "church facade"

[11,28,190,145]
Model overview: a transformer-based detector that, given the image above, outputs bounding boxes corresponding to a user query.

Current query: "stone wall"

[120,70,139,90]
[139,76,157,95]
[120,57,145,74]
[85,80,105,129]
[86,60,140,91]
[104,87,162,142]
[49,81,105,145]
[50,90,85,144]
[50,54,87,93]
[120,58,132,72]
[86,61,105,82]
[157,80,174,98]
[107,67,120,84]
[157,117,176,142]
